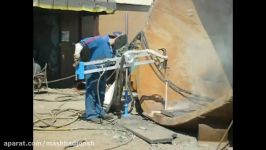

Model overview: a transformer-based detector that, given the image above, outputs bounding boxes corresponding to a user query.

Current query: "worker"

[73,32,122,123]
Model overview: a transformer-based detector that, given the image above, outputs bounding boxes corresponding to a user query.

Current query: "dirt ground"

[33,88,231,150]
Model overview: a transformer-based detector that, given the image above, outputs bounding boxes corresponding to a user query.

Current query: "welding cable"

[131,33,207,103]
[74,69,115,92]
[34,127,129,132]
[45,90,83,96]
[35,112,80,128]
[135,31,217,103]
[34,125,134,150]
[47,75,76,84]
[61,128,134,150]
[110,56,126,117]
[34,109,83,128]
[96,65,107,121]
[149,62,212,107]
[34,118,134,145]
[97,57,125,118]
[34,113,80,128]
[104,134,133,150]
[33,117,75,124]
[34,108,134,150]
[34,95,83,102]
[35,67,115,103]
[126,73,135,113]
[103,121,135,150]
[106,70,116,82]
[150,61,214,103]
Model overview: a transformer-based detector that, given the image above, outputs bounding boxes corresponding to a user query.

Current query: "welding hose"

[96,65,107,119]
[34,108,83,128]
[126,73,135,113]
[133,31,217,103]
[91,56,129,117]
[110,56,126,118]
[47,75,76,83]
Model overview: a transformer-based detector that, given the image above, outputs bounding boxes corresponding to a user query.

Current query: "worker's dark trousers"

[85,72,106,120]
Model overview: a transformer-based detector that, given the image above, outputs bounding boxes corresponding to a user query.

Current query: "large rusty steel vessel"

[130,0,232,128]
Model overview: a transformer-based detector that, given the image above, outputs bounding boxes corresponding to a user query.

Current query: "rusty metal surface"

[131,0,232,126]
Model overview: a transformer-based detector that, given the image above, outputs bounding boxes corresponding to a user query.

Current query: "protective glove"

[73,43,83,67]
[73,56,80,67]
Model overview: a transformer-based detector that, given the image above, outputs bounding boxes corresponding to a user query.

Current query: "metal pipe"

[164,63,168,110]
[125,68,128,90]
[165,80,168,110]
[125,12,128,43]
[123,49,168,60]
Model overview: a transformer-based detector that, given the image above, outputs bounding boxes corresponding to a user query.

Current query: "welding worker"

[73,32,122,123]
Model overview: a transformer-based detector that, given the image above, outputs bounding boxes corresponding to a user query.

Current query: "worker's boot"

[88,118,101,124]
[80,114,101,124]
[101,114,114,121]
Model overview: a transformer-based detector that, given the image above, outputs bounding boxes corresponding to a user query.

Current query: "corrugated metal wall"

[34,9,60,84]
[34,4,150,88]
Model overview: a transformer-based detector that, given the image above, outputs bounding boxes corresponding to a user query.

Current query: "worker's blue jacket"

[80,35,114,120]
[80,35,114,73]
[80,35,114,61]
[79,35,114,119]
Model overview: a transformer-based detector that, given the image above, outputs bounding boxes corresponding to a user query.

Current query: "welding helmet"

[112,33,128,52]
[109,31,123,38]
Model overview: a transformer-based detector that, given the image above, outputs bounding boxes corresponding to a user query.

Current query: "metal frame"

[75,49,168,79]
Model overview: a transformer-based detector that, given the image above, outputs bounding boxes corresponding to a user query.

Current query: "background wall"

[99,4,150,42]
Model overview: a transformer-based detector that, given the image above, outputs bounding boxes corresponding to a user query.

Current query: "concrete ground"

[33,88,231,150]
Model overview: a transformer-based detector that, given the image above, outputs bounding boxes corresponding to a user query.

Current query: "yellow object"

[33,0,116,13]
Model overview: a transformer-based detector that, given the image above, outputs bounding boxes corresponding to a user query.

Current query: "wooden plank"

[117,117,177,144]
